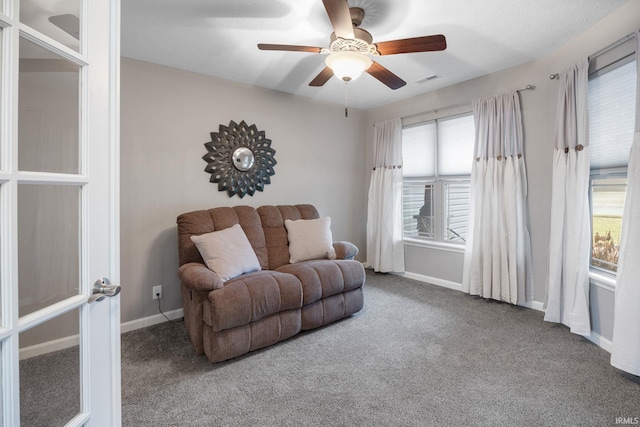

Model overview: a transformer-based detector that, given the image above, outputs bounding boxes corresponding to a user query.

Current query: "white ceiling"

[121,0,630,110]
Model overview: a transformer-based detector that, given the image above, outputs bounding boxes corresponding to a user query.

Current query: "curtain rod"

[386,84,535,125]
[398,101,470,123]
[549,31,636,79]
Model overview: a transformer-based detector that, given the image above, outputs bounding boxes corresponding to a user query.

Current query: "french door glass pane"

[20,308,80,426]
[19,37,80,174]
[18,184,80,317]
[0,183,3,323]
[20,0,80,52]
[0,29,2,169]
[0,341,3,420]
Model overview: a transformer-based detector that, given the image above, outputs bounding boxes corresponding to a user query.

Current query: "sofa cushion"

[177,206,269,270]
[203,270,303,332]
[203,310,301,363]
[276,259,365,306]
[191,224,261,281]
[285,217,337,263]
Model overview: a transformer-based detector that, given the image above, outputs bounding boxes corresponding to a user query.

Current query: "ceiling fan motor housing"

[329,28,377,55]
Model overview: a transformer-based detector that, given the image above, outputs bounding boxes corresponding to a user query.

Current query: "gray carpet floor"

[21,270,640,426]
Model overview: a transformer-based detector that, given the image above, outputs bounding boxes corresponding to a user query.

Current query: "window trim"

[589,269,616,292]
[403,236,466,254]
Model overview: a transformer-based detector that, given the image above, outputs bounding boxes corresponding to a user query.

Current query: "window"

[402,113,475,243]
[588,48,637,274]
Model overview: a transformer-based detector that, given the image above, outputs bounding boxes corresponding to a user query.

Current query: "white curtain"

[544,59,592,336]
[462,92,533,304]
[366,118,405,273]
[611,30,640,376]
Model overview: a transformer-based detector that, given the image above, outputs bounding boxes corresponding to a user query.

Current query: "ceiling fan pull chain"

[345,82,349,118]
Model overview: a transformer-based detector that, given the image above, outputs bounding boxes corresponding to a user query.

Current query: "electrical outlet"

[152,285,162,300]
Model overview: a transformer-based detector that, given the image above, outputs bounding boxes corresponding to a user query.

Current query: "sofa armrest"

[178,262,224,291]
[333,241,359,260]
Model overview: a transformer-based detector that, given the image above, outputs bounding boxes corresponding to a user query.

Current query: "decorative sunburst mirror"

[203,120,277,198]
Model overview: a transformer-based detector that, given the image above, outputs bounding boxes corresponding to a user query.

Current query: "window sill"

[403,237,465,254]
[589,269,616,292]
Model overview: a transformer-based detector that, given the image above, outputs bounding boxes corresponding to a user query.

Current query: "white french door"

[0,0,121,425]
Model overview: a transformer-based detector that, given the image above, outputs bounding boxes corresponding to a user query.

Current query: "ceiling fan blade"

[375,35,447,55]
[366,61,406,90]
[49,14,80,39]
[322,0,354,40]
[258,44,323,53]
[309,67,334,87]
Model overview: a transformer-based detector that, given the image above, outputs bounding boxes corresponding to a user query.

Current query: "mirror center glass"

[232,147,255,171]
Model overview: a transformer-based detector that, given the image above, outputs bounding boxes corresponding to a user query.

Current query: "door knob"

[88,277,121,304]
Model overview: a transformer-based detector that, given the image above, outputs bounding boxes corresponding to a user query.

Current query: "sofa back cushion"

[257,204,319,270]
[177,205,268,269]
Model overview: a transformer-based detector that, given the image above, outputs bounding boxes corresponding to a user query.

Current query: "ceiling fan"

[258,0,447,90]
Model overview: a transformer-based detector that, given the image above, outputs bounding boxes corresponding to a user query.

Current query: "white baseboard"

[397,271,463,292]
[520,300,545,311]
[516,302,613,352]
[19,308,184,360]
[587,330,613,353]
[20,335,80,360]
[399,271,547,311]
[519,299,613,353]
[120,308,184,334]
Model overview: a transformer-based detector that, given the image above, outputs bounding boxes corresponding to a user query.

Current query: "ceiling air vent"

[416,74,440,84]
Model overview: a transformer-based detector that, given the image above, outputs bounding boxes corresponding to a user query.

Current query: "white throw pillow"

[285,217,337,263]
[190,223,261,281]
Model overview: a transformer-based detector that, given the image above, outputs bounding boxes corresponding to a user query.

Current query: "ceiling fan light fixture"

[257,1,446,91]
[325,51,372,82]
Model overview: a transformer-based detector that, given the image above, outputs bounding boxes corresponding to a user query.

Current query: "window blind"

[438,114,475,176]
[402,180,434,238]
[444,181,470,242]
[402,123,436,177]
[588,59,637,170]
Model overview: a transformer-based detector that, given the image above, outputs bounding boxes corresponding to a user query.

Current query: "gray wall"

[120,58,368,324]
[365,1,640,342]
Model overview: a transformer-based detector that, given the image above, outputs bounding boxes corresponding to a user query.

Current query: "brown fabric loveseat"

[177,204,365,363]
